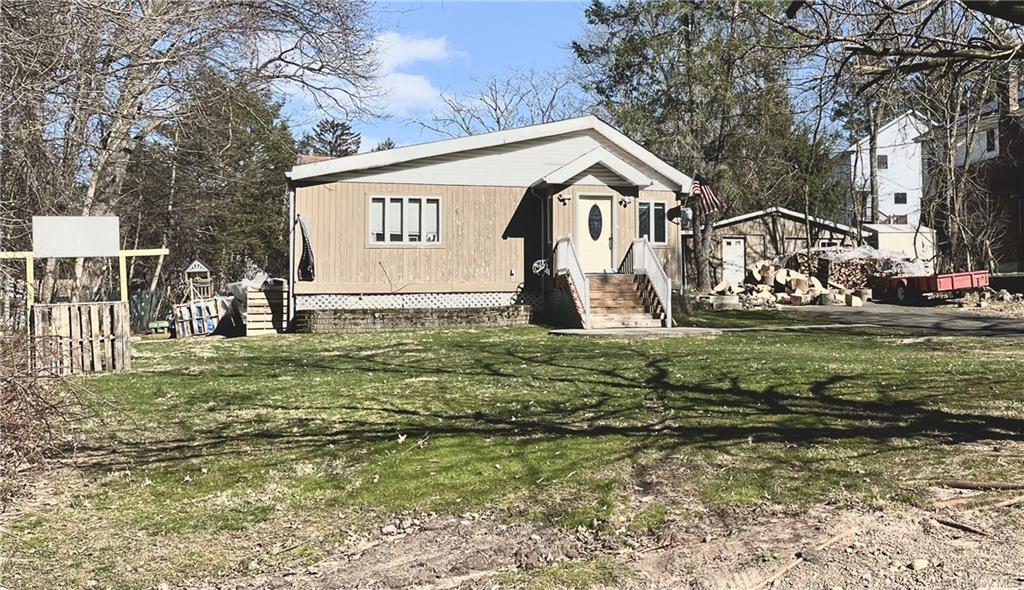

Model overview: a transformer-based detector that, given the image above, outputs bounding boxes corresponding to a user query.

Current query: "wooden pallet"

[31,301,131,374]
[172,298,221,339]
[246,283,288,336]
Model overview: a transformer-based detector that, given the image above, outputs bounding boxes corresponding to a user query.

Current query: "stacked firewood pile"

[711,260,869,310]
[702,245,929,311]
[816,256,880,291]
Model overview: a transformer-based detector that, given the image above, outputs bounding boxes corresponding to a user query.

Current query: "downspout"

[528,184,549,301]
[287,178,296,326]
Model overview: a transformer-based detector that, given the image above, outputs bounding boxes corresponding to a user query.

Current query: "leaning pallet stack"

[246,281,288,336]
[172,298,220,339]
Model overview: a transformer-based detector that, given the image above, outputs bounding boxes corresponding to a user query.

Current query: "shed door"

[577,195,614,272]
[722,237,746,285]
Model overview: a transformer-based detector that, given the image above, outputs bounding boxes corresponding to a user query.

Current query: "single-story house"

[682,207,938,285]
[285,116,692,331]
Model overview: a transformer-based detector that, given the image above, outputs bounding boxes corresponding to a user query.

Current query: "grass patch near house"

[2,326,1024,589]
[674,307,816,328]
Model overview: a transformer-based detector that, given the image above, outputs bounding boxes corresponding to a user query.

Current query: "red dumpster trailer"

[872,270,990,304]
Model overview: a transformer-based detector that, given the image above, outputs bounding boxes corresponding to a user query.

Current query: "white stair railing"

[554,237,590,329]
[622,238,673,327]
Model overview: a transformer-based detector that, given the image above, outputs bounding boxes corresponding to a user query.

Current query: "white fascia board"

[688,206,859,235]
[286,115,692,191]
[587,118,692,190]
[536,147,652,187]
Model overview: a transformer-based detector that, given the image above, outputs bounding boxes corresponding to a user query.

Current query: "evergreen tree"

[123,71,295,291]
[372,138,397,151]
[573,0,842,289]
[296,119,361,157]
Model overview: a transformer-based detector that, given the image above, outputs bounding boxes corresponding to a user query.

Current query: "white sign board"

[32,216,120,258]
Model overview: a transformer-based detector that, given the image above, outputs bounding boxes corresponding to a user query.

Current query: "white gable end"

[317,130,678,191]
[289,116,691,191]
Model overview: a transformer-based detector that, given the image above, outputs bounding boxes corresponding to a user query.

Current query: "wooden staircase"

[588,274,664,328]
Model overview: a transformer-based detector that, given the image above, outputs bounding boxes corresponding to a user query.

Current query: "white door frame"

[575,193,616,272]
[721,236,746,284]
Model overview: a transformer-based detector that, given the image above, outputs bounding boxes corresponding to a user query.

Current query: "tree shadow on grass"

[73,336,1024,476]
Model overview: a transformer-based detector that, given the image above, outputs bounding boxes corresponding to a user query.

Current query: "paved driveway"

[786,301,1024,336]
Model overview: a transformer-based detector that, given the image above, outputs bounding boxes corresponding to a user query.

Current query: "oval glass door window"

[587,204,603,240]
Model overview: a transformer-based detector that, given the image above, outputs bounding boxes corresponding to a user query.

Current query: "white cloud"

[375,31,459,74]
[376,72,443,117]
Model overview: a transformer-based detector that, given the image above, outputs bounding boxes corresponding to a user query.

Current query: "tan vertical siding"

[294,179,683,295]
[294,181,531,294]
[701,214,855,281]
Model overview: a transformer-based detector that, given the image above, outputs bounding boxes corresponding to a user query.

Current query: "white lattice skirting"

[295,291,543,311]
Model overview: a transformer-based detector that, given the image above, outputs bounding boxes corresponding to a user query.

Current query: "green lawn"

[2,325,1024,589]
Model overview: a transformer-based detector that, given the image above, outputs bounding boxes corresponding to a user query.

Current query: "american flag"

[691,173,725,214]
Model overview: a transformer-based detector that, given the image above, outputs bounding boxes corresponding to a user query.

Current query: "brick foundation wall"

[293,305,534,334]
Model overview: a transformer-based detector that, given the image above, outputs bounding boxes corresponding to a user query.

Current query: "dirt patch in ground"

[190,512,596,590]
[954,292,1024,319]
[185,498,1024,590]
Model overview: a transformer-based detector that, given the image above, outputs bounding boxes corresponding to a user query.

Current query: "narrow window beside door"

[638,201,668,244]
[369,196,441,244]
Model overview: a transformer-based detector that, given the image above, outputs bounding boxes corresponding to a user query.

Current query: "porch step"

[590,314,663,329]
[582,273,661,329]
[591,304,648,314]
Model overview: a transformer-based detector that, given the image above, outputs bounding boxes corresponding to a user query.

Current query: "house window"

[876,154,888,169]
[369,196,441,244]
[894,192,908,205]
[891,215,908,224]
[817,239,841,248]
[638,201,668,244]
[986,128,996,153]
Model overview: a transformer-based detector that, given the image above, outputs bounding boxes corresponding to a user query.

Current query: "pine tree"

[296,119,361,157]
[372,138,396,151]
[573,0,842,290]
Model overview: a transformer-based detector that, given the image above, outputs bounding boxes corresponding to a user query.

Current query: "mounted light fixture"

[619,195,635,207]
[556,193,572,205]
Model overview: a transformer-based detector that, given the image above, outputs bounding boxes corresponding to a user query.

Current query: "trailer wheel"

[896,283,911,305]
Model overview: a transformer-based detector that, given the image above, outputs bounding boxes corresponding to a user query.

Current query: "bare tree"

[1,0,379,301]
[413,68,589,138]
[778,1,1024,271]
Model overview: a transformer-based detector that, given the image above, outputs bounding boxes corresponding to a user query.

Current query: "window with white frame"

[638,201,668,244]
[369,197,441,244]
[986,128,997,153]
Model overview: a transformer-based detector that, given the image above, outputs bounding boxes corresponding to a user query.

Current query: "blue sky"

[285,1,591,151]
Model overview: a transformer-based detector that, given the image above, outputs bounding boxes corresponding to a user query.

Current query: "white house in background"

[834,111,930,226]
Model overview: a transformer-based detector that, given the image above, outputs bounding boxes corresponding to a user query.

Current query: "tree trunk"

[867,103,880,224]
[692,210,715,291]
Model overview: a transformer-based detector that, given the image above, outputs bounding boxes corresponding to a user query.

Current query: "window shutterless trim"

[368,195,443,246]
[638,200,669,245]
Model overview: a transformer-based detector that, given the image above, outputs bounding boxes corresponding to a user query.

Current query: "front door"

[722,237,746,285]
[577,195,614,272]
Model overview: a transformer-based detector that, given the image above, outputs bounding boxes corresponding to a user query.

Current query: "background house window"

[638,201,668,244]
[370,196,441,244]
[817,239,841,248]
[986,128,996,153]
[891,215,908,224]
[876,154,888,169]
[894,192,907,205]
